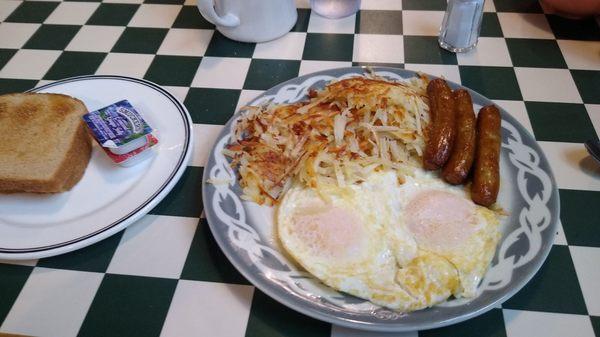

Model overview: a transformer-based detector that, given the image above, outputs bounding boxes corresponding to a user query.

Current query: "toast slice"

[0,93,92,193]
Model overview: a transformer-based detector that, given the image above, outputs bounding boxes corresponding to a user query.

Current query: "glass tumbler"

[438,0,485,52]
[310,0,361,19]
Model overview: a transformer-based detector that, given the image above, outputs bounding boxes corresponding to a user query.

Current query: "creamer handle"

[197,0,240,27]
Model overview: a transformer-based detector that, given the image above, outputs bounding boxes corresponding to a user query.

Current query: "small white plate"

[0,75,193,260]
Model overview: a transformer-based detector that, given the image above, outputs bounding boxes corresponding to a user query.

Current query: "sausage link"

[471,105,501,207]
[442,89,476,184]
[423,79,456,170]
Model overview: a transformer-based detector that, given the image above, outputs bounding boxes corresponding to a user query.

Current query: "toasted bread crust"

[0,93,92,193]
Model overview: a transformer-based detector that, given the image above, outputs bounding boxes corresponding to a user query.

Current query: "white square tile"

[253,32,306,60]
[0,1,22,22]
[66,25,124,52]
[44,2,99,25]
[160,280,254,337]
[361,0,402,10]
[0,49,60,80]
[498,13,555,39]
[191,56,251,89]
[514,67,582,103]
[157,28,213,56]
[0,22,40,49]
[0,259,37,267]
[493,100,533,134]
[586,104,600,138]
[538,141,600,192]
[353,34,403,63]
[128,4,181,28]
[332,325,417,337]
[404,64,461,84]
[104,0,143,3]
[483,0,495,12]
[235,89,264,112]
[191,124,224,167]
[295,0,310,9]
[557,40,600,71]
[0,268,103,337]
[457,37,512,67]
[162,85,190,103]
[96,53,155,78]
[299,60,352,76]
[107,215,198,279]
[503,309,595,337]
[308,11,356,34]
[402,10,444,36]
[570,246,600,315]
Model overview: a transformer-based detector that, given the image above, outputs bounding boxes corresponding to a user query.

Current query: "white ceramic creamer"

[197,0,298,43]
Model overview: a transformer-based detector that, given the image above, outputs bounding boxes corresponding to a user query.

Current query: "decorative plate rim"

[202,66,559,332]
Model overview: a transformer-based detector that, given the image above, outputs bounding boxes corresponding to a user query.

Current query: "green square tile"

[493,0,542,13]
[525,102,597,143]
[183,88,240,125]
[149,166,203,217]
[111,27,168,54]
[245,290,331,337]
[43,51,106,80]
[204,31,256,58]
[420,309,506,337]
[502,245,587,314]
[79,274,177,337]
[0,49,17,70]
[402,0,446,10]
[592,316,600,337]
[459,66,522,100]
[547,15,600,41]
[244,59,300,91]
[303,33,354,61]
[0,79,37,95]
[172,5,214,29]
[571,70,600,104]
[291,8,310,32]
[0,264,33,323]
[37,232,124,273]
[404,36,457,65]
[5,1,58,23]
[560,189,600,247]
[480,13,503,38]
[180,218,250,285]
[86,3,139,26]
[144,55,201,87]
[356,10,403,35]
[23,24,81,51]
[506,38,566,68]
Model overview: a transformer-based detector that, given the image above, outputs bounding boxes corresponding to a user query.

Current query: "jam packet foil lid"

[83,100,153,151]
[103,134,159,166]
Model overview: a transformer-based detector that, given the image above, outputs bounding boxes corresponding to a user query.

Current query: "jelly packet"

[83,100,159,166]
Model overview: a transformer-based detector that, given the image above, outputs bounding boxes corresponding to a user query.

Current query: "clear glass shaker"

[438,0,485,53]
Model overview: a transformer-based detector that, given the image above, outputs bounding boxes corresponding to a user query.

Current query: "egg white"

[276,169,501,311]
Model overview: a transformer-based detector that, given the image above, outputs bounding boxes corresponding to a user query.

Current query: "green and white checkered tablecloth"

[0,0,599,336]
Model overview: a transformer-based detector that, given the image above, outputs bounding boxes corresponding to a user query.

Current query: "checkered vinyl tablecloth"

[0,0,599,336]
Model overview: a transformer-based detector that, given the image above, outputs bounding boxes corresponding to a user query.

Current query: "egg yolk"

[291,205,367,262]
[405,190,477,249]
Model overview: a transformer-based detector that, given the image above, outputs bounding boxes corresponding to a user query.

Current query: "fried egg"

[276,169,500,312]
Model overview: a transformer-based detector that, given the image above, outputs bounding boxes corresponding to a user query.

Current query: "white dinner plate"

[0,75,193,260]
